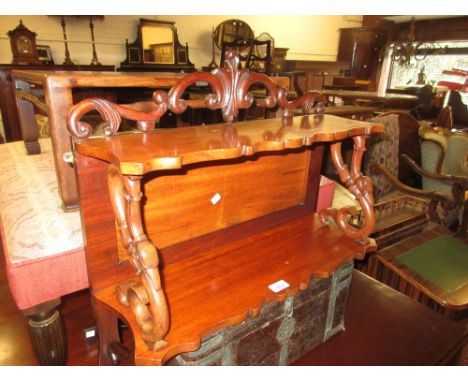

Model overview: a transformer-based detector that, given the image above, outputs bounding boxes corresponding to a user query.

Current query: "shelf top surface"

[74,114,383,175]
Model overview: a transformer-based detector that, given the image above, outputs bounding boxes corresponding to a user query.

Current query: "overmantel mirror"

[120,18,195,72]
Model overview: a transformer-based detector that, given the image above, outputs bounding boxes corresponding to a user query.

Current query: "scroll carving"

[276,89,326,119]
[108,164,169,351]
[67,50,326,138]
[319,135,376,251]
[156,49,279,123]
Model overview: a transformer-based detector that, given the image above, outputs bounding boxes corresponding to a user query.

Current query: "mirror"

[255,32,275,60]
[120,19,195,72]
[213,19,254,49]
[142,25,174,64]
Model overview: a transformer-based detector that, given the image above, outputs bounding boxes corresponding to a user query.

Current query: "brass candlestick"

[207,27,217,69]
[60,16,74,66]
[89,16,101,66]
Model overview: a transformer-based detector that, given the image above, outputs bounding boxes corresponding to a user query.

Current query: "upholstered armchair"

[364,112,466,231]
[417,125,468,230]
[369,122,468,319]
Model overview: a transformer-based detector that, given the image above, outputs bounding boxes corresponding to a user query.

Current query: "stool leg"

[23,298,66,365]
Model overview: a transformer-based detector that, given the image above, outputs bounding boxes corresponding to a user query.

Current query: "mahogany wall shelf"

[72,113,383,365]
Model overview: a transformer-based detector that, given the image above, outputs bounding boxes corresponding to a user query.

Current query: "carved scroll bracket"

[108,164,169,351]
[319,135,377,254]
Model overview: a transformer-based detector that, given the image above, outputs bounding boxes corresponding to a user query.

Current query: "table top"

[74,114,383,175]
[321,89,418,102]
[11,70,188,87]
[11,69,291,91]
[293,270,468,365]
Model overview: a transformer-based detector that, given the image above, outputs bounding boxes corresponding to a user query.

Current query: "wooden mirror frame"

[120,19,195,72]
[213,19,254,50]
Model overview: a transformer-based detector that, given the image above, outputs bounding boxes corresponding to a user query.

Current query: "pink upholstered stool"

[0,139,88,365]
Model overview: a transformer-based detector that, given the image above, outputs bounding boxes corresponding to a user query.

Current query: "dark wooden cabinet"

[283,60,351,92]
[337,28,388,88]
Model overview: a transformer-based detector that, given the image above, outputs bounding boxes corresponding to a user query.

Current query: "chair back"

[447,90,468,127]
[364,112,422,199]
[363,113,400,200]
[435,106,453,130]
[419,126,468,194]
[221,38,272,74]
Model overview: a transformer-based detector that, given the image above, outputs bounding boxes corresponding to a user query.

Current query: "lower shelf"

[95,214,370,365]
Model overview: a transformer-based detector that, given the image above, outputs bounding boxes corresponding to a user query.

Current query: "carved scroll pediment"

[67,50,326,139]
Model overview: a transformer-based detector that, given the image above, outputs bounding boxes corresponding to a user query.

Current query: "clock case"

[7,20,42,65]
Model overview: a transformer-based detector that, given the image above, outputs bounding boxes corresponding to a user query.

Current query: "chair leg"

[23,298,67,365]
[92,298,128,365]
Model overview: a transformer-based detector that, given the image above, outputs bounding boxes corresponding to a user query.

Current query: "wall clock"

[7,20,42,65]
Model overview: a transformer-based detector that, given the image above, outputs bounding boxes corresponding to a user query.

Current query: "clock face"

[16,34,32,55]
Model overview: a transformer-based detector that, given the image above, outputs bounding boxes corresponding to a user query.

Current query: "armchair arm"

[372,163,454,203]
[371,163,456,224]
[401,154,468,207]
[401,154,468,184]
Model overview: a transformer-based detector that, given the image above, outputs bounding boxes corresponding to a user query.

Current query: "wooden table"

[11,70,187,211]
[293,270,468,365]
[322,89,418,108]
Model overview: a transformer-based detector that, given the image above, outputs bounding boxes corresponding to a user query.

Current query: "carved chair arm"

[372,163,454,204]
[401,154,468,184]
[372,163,464,225]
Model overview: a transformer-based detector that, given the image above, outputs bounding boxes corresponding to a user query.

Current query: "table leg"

[23,298,67,366]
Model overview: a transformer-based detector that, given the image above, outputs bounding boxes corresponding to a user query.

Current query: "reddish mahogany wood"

[11,70,187,210]
[96,215,369,365]
[73,114,382,175]
[71,55,384,365]
[74,114,382,365]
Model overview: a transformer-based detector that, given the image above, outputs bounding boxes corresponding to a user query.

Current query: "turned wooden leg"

[23,298,67,366]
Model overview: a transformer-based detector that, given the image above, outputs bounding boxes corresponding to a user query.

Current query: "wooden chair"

[365,112,466,231]
[435,106,454,130]
[365,120,468,321]
[366,111,422,190]
[66,52,383,365]
[220,38,273,75]
[410,84,438,121]
[447,90,468,129]
[348,112,466,279]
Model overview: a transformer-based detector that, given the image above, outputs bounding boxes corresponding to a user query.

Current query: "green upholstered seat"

[397,234,468,294]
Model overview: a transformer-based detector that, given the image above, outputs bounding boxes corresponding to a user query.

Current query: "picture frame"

[36,45,54,65]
